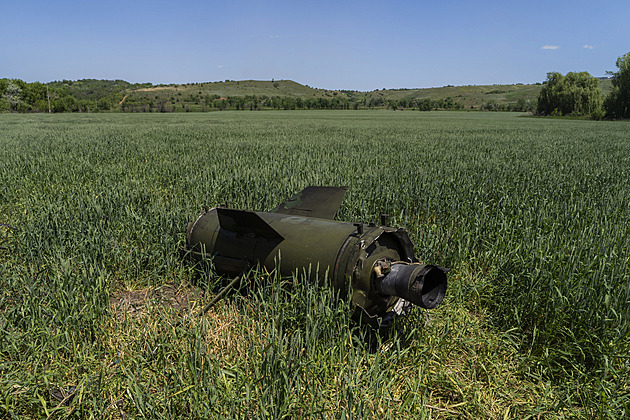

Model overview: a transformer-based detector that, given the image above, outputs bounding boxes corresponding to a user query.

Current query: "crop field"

[0,111,629,418]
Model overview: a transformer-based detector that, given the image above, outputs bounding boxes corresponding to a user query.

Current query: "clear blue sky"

[2,0,629,91]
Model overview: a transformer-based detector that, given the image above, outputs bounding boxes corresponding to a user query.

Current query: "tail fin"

[216,208,284,240]
[272,186,348,219]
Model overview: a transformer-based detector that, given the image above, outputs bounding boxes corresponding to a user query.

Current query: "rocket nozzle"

[374,263,447,309]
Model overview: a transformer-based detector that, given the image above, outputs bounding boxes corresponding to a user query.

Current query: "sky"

[2,0,629,91]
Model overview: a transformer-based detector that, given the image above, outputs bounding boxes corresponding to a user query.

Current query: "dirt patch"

[109,284,205,319]
[135,86,177,92]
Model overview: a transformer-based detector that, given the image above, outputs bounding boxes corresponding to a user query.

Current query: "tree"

[536,72,602,117]
[604,51,630,119]
[0,79,8,96]
[97,97,111,111]
[2,80,23,111]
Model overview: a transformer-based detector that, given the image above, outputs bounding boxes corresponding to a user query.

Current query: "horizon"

[33,78,553,92]
[2,1,629,91]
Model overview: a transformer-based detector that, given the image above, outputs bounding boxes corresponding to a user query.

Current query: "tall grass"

[1,111,628,417]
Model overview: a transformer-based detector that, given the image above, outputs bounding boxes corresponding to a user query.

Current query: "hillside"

[110,78,614,112]
[121,79,542,112]
[0,77,614,113]
[137,80,328,98]
[367,84,542,108]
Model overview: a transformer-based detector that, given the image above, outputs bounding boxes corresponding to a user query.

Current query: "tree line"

[536,51,630,119]
[0,79,470,113]
[117,94,470,113]
[0,79,149,113]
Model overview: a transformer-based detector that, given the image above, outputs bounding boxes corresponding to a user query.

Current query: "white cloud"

[217,65,224,69]
[583,44,594,49]
[541,45,560,50]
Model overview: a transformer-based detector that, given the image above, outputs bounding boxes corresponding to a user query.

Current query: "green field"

[1,111,629,418]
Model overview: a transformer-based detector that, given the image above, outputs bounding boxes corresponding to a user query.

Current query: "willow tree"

[536,71,602,117]
[604,52,630,119]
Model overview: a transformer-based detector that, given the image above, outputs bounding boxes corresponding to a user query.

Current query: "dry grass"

[109,283,204,319]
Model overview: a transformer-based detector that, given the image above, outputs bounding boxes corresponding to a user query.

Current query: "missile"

[185,186,447,328]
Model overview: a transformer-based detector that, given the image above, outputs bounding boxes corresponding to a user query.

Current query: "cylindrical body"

[186,207,446,327]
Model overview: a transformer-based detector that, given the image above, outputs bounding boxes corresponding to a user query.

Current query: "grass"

[0,111,628,418]
[125,79,613,110]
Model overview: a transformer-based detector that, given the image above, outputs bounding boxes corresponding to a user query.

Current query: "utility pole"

[46,84,51,113]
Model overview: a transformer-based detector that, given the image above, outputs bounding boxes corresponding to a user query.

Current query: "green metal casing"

[185,186,436,324]
[186,207,417,321]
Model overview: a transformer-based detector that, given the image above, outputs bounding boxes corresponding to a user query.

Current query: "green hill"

[123,79,546,111]
[370,83,543,108]
[126,79,613,111]
[130,79,545,106]
[0,77,615,113]
[137,80,330,98]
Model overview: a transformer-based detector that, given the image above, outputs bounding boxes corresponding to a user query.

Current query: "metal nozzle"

[375,263,447,309]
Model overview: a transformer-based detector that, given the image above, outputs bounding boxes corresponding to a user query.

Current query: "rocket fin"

[216,208,284,240]
[272,186,348,219]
